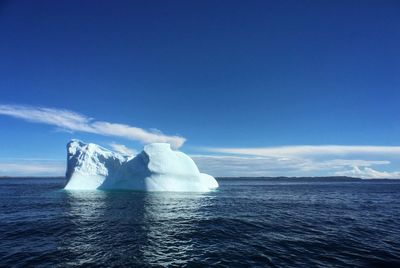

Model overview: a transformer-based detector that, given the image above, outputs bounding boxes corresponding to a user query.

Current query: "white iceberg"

[64,140,218,192]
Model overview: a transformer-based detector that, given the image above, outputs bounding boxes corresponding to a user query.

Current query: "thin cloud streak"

[335,166,400,179]
[204,145,400,157]
[0,162,65,176]
[0,104,185,148]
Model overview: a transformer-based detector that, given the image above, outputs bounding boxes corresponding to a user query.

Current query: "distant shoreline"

[1,176,399,180]
[0,176,66,179]
[218,176,363,180]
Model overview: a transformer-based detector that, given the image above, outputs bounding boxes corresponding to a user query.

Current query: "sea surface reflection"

[60,190,216,266]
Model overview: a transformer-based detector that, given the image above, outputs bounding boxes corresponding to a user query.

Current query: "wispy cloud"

[204,145,400,157]
[0,104,185,148]
[335,166,400,179]
[109,142,137,156]
[0,161,65,176]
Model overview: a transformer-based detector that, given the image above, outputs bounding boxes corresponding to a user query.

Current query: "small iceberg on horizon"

[64,140,218,192]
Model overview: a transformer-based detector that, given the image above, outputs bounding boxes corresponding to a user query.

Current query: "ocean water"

[0,177,400,267]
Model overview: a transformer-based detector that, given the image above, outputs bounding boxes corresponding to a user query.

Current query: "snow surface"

[64,140,219,192]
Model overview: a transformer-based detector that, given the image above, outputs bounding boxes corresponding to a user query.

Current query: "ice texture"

[64,140,218,192]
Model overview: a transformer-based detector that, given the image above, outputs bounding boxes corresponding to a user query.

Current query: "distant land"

[0,176,66,179]
[1,176,398,181]
[218,176,400,181]
[219,176,362,181]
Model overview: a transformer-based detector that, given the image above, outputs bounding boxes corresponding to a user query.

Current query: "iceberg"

[64,140,218,192]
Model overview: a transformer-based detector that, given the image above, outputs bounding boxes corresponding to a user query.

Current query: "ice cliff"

[64,140,218,192]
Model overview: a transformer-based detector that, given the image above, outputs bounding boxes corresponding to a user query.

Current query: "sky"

[0,0,400,178]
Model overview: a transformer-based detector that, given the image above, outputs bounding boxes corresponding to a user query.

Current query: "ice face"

[64,140,219,192]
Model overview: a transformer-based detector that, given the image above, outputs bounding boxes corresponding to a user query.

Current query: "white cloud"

[109,142,137,156]
[204,145,400,157]
[0,162,65,176]
[0,104,185,148]
[335,166,400,179]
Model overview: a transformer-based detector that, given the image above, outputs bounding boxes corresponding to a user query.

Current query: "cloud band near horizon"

[195,145,400,179]
[203,145,400,157]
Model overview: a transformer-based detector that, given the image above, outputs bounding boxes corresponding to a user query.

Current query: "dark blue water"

[1,178,400,267]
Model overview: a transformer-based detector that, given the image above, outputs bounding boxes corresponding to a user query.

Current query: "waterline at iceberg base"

[64,140,218,192]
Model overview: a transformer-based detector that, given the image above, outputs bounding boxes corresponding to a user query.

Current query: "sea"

[0,177,399,267]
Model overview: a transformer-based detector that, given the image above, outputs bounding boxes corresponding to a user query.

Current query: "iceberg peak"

[64,140,218,192]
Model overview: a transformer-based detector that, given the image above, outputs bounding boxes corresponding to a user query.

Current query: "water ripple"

[0,178,400,267]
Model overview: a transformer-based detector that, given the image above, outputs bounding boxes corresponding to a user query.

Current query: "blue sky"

[0,0,400,178]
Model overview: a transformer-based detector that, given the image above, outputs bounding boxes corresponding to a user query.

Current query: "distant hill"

[216,176,363,181]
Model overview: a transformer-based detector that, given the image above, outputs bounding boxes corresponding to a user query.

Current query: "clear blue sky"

[1,0,400,177]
